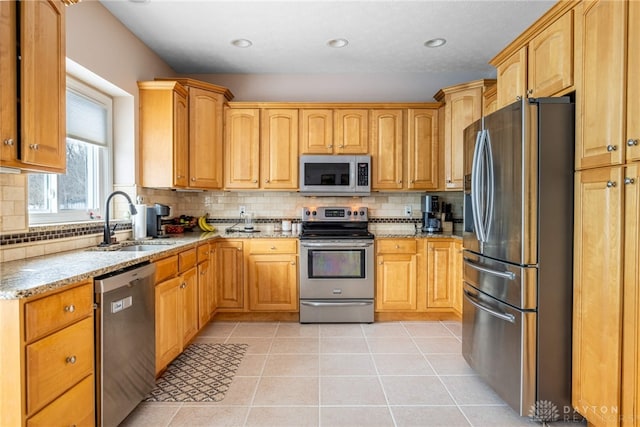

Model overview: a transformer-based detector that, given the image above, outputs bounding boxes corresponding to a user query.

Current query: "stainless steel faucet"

[101,191,137,246]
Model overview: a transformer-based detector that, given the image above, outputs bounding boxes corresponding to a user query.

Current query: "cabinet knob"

[265,179,270,183]
[410,180,415,184]
[29,143,39,150]
[379,261,383,265]
[607,144,618,152]
[191,177,196,181]
[606,180,617,188]
[290,261,296,265]
[237,247,242,251]
[338,144,344,148]
[180,282,187,289]
[200,271,205,275]
[64,304,75,313]
[270,246,276,250]
[625,177,635,185]
[3,138,14,146]
[177,175,183,179]
[66,355,77,364]
[395,245,400,249]
[527,89,533,96]
[397,180,402,184]
[628,139,639,147]
[252,179,258,183]
[328,144,333,148]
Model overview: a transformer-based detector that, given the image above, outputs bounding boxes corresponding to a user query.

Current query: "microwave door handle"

[463,289,515,323]
[470,130,485,243]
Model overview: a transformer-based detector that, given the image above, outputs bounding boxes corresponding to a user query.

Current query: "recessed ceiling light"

[231,39,253,48]
[327,38,349,48]
[424,38,447,48]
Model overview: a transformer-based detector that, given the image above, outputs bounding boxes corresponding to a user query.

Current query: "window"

[28,77,112,224]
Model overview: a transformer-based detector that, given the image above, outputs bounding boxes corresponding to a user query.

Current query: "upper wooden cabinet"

[491,2,576,109]
[371,109,404,190]
[260,109,299,189]
[0,0,67,173]
[138,81,189,188]
[628,0,640,164]
[139,78,233,189]
[334,109,369,154]
[483,84,498,116]
[224,108,260,189]
[299,109,334,154]
[434,80,493,191]
[406,109,439,190]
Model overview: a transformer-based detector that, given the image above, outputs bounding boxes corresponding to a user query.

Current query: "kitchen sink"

[87,241,177,252]
[118,244,169,252]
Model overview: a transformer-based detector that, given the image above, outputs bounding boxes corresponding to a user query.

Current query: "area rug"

[144,343,248,402]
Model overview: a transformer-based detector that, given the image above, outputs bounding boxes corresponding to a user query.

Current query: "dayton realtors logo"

[528,400,560,424]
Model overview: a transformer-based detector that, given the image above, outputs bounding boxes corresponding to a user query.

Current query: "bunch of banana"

[198,214,216,232]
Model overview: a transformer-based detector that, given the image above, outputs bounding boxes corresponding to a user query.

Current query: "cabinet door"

[300,109,333,154]
[26,374,94,427]
[407,109,438,190]
[217,241,244,309]
[575,0,626,170]
[482,85,498,116]
[155,276,182,374]
[173,90,189,188]
[225,108,260,189]
[0,1,18,168]
[573,167,623,425]
[189,87,224,189]
[375,254,417,311]
[452,241,463,314]
[627,1,640,163]
[426,241,456,309]
[528,10,574,98]
[334,109,369,154]
[181,267,198,345]
[247,254,298,311]
[496,46,527,110]
[371,109,403,190]
[20,0,66,172]
[197,259,212,329]
[444,88,482,190]
[261,109,298,189]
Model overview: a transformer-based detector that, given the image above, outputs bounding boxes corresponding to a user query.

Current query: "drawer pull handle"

[607,144,617,152]
[66,355,77,364]
[270,246,276,250]
[607,180,617,188]
[395,245,400,249]
[64,305,75,313]
[628,139,639,147]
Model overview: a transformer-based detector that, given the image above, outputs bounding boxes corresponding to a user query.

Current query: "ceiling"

[99,0,554,76]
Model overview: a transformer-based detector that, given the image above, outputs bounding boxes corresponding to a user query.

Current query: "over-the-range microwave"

[299,154,371,196]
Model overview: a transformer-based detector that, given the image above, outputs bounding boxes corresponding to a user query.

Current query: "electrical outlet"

[404,205,412,217]
[239,206,246,216]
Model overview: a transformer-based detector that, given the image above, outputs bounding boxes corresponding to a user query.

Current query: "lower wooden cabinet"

[197,243,216,328]
[216,240,245,309]
[26,374,95,427]
[426,240,462,312]
[376,239,419,311]
[247,239,298,311]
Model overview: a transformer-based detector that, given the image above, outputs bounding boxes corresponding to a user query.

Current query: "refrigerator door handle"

[464,257,516,280]
[463,289,516,323]
[482,130,495,241]
[471,130,485,243]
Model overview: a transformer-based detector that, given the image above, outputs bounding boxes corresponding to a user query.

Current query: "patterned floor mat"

[144,343,248,402]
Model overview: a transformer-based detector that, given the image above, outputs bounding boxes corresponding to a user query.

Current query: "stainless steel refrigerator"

[462,97,574,417]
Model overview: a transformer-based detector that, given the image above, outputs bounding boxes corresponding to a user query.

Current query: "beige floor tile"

[426,354,475,375]
[373,354,435,376]
[275,323,319,337]
[226,337,273,354]
[197,322,238,338]
[403,322,457,338]
[320,337,369,353]
[269,337,320,354]
[361,322,409,337]
[168,405,250,427]
[252,377,319,405]
[230,323,278,338]
[442,321,463,338]
[320,323,364,337]
[440,376,506,405]
[245,406,319,427]
[235,354,267,376]
[320,406,394,427]
[413,337,462,354]
[380,376,455,406]
[459,405,532,427]
[192,337,228,344]
[319,354,377,376]
[366,337,420,354]
[120,403,181,427]
[212,377,260,406]
[262,354,319,376]
[320,376,386,405]
[391,405,471,427]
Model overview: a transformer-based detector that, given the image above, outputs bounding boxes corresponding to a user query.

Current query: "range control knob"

[305,210,310,216]
[347,210,352,216]
[353,211,358,216]
[360,211,365,216]
[312,211,317,216]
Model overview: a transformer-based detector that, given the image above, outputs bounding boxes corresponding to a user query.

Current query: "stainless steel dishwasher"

[94,262,156,427]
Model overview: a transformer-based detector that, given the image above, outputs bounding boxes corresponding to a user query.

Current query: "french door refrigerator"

[462,97,574,417]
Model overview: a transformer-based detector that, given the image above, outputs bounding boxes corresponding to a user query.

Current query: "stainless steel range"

[299,206,374,323]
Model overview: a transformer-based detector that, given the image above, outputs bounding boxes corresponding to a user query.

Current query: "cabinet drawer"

[179,248,197,272]
[377,239,417,254]
[24,282,93,343]
[249,239,297,254]
[27,374,94,427]
[155,255,178,283]
[197,244,211,262]
[26,317,94,415]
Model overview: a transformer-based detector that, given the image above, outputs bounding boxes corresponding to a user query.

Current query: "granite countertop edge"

[0,230,462,300]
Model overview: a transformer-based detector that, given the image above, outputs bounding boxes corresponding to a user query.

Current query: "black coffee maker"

[421,195,442,233]
[146,203,171,237]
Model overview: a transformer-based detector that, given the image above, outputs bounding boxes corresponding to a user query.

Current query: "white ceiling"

[99,0,554,76]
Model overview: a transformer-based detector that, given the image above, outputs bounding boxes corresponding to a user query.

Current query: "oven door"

[299,240,374,299]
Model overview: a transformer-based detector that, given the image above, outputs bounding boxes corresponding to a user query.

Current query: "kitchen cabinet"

[299,109,333,154]
[334,109,369,154]
[406,108,439,190]
[216,240,245,309]
[0,0,67,173]
[426,240,460,311]
[375,239,419,311]
[139,81,189,188]
[482,84,498,116]
[371,109,404,190]
[224,108,260,189]
[260,109,299,189]
[492,3,575,110]
[197,243,216,329]
[434,80,493,190]
[0,280,94,426]
[247,239,298,311]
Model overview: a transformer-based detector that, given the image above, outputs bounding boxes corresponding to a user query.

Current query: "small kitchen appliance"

[146,203,170,238]
[421,194,442,233]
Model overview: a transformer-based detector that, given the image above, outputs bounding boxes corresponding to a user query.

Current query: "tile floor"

[121,321,586,427]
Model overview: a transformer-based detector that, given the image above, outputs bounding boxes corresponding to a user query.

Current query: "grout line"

[368,323,399,427]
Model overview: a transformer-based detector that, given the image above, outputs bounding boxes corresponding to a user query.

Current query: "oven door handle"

[301,242,373,248]
[463,289,516,323]
[300,300,373,307]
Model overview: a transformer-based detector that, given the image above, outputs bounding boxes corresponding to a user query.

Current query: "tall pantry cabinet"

[572,1,640,426]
